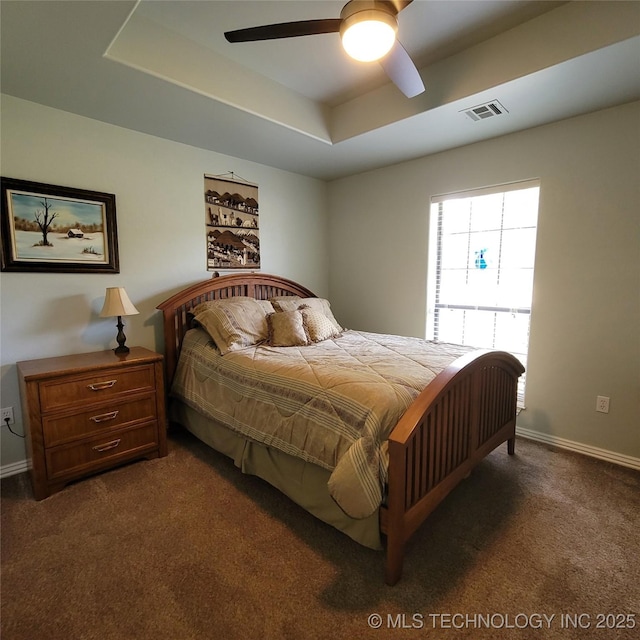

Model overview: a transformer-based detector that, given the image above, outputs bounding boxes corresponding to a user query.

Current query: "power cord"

[4,416,25,438]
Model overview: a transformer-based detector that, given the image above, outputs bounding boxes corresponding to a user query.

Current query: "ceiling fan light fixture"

[224,0,422,97]
[340,10,397,62]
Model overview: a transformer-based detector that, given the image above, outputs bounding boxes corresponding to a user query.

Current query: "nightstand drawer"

[39,365,155,412]
[46,423,159,481]
[42,394,157,447]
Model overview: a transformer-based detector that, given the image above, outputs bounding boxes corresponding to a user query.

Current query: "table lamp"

[99,287,139,354]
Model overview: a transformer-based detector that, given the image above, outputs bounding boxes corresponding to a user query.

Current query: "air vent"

[461,100,508,122]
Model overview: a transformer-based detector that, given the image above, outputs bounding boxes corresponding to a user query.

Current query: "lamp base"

[114,316,130,354]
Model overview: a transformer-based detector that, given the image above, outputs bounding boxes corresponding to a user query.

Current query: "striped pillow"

[193,298,273,354]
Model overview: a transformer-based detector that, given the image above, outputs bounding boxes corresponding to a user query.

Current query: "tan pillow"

[269,296,301,312]
[270,296,342,333]
[266,310,309,347]
[255,299,275,315]
[192,298,272,354]
[192,297,274,316]
[301,308,341,342]
[299,298,342,333]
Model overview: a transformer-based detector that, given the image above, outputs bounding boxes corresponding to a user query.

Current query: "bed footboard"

[380,350,524,585]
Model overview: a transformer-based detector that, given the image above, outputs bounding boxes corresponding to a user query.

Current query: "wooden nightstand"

[17,347,168,500]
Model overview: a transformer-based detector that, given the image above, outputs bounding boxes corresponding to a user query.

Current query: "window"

[427,180,540,405]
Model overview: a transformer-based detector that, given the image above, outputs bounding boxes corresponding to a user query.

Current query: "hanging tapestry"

[204,174,259,270]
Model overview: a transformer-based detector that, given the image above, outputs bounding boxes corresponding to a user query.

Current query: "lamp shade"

[99,287,139,318]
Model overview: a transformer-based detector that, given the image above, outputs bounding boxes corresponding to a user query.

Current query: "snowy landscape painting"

[204,174,259,271]
[1,178,119,273]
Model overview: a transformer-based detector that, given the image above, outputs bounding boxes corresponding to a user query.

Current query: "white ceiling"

[133,0,566,106]
[2,1,639,180]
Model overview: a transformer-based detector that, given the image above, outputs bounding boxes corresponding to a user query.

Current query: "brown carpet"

[2,430,639,640]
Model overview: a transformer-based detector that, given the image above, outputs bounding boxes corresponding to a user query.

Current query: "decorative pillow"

[270,296,343,333]
[192,298,272,354]
[266,310,309,347]
[300,298,343,333]
[301,307,341,342]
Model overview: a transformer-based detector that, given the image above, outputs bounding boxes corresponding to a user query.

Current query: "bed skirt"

[170,400,383,550]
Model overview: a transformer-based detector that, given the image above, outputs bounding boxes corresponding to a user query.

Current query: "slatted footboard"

[381,350,524,585]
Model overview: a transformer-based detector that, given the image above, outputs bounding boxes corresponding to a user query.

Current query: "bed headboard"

[156,273,317,384]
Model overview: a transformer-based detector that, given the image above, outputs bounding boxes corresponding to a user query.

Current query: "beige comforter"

[172,328,473,518]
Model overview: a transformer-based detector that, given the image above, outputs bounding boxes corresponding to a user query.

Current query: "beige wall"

[2,95,638,471]
[0,95,329,469]
[328,101,640,460]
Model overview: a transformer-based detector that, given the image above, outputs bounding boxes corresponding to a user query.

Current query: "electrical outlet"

[1,407,15,425]
[596,396,610,414]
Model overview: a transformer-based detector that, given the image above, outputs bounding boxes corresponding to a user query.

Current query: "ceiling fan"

[224,0,425,98]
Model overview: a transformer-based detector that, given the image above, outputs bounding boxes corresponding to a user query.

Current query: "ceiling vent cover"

[461,100,508,121]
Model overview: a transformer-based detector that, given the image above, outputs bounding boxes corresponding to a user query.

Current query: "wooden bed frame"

[157,272,524,585]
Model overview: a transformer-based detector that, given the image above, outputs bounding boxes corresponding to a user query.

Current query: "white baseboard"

[516,426,640,471]
[2,430,637,478]
[0,459,28,479]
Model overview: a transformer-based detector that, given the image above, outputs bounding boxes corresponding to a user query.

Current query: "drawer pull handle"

[87,380,117,391]
[90,410,119,423]
[92,439,121,453]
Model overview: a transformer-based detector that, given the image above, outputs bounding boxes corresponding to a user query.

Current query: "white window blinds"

[427,180,540,406]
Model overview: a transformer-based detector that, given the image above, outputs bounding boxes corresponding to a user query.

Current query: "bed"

[157,272,524,585]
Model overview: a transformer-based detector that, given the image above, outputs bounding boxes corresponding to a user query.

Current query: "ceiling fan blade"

[225,19,341,43]
[379,40,425,98]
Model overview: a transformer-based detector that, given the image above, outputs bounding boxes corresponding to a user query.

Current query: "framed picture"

[205,174,259,270]
[1,177,119,273]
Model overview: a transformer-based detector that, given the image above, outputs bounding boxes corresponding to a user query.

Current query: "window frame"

[427,179,540,406]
